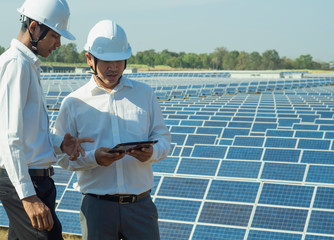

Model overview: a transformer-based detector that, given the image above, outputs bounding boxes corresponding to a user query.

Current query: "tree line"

[0,43,330,70]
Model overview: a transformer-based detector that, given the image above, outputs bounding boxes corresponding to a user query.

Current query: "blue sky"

[1,0,333,62]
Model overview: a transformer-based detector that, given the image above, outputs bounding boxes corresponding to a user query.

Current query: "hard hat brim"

[87,47,132,61]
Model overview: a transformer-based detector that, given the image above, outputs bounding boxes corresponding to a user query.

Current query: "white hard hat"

[17,0,75,40]
[84,20,131,61]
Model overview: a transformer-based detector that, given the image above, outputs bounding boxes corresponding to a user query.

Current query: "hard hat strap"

[27,21,50,55]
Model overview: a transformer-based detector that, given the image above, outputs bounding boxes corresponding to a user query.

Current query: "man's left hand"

[61,133,95,160]
[127,146,153,162]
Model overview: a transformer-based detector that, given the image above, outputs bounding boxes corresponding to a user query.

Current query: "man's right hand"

[95,147,125,166]
[22,195,54,231]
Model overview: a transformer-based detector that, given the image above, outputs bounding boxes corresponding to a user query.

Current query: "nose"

[107,62,119,71]
[56,36,61,48]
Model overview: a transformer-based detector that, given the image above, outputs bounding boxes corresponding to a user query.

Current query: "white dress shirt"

[55,76,171,195]
[0,39,63,199]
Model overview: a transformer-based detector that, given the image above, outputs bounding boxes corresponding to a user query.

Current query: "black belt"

[86,190,150,204]
[0,167,54,177]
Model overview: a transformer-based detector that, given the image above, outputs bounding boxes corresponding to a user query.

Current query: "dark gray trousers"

[0,175,63,240]
[80,194,160,240]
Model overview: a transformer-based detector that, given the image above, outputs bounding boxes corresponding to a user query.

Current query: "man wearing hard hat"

[0,0,94,239]
[54,20,171,240]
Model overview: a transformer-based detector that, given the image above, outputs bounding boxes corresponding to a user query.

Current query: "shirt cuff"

[15,181,37,200]
[146,145,158,163]
[52,134,64,155]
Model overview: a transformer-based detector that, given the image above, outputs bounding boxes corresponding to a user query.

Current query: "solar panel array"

[2,71,334,240]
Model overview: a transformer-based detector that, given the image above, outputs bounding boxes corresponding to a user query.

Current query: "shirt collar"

[11,39,41,69]
[88,75,133,95]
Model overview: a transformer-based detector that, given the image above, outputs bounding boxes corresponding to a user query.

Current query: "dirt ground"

[0,227,82,239]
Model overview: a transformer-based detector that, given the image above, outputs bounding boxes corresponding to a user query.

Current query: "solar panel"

[3,72,334,239]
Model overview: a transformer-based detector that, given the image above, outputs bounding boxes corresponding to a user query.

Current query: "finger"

[78,145,85,157]
[30,215,38,229]
[46,210,54,231]
[79,137,95,143]
[36,215,45,231]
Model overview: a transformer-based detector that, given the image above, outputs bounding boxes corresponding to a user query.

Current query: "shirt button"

[114,130,118,133]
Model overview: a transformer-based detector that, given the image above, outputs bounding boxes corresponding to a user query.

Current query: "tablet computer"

[108,140,158,153]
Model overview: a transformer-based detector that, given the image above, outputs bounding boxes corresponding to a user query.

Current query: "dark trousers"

[0,175,63,240]
[80,194,160,240]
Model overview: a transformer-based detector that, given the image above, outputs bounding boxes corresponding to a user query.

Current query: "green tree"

[236,51,251,70]
[249,51,262,70]
[0,46,5,55]
[262,49,281,70]
[210,47,228,70]
[295,54,313,69]
[223,50,239,70]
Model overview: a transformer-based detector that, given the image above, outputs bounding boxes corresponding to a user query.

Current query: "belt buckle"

[47,168,51,177]
[119,195,135,204]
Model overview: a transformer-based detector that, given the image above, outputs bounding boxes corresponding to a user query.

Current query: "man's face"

[37,29,61,58]
[86,53,125,90]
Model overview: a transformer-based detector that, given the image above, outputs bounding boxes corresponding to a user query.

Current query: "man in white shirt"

[54,20,171,240]
[0,0,93,239]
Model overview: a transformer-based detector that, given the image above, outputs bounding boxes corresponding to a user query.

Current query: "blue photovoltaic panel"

[233,136,265,147]
[307,211,334,235]
[301,150,334,164]
[170,126,196,134]
[222,128,250,138]
[185,135,216,146]
[158,177,209,199]
[263,148,301,162]
[261,162,306,181]
[207,180,260,203]
[152,156,179,173]
[226,147,263,160]
[305,235,334,240]
[298,139,331,150]
[199,202,252,226]
[177,158,219,176]
[295,130,323,139]
[313,187,334,209]
[192,225,245,240]
[56,211,81,235]
[158,221,193,240]
[264,137,297,148]
[171,133,187,145]
[57,190,82,211]
[154,198,201,221]
[259,183,314,207]
[306,166,334,184]
[251,206,308,231]
[247,230,302,240]
[0,206,9,226]
[191,145,227,158]
[218,160,261,178]
[3,72,334,239]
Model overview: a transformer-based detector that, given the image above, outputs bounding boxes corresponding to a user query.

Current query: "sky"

[0,0,333,62]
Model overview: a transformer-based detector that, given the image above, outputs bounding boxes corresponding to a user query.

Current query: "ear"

[85,52,94,67]
[28,21,40,39]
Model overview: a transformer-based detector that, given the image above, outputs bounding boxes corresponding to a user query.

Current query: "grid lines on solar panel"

[191,145,227,158]
[261,162,306,181]
[154,198,201,221]
[259,183,314,207]
[226,147,263,160]
[192,225,245,240]
[247,230,302,240]
[302,150,334,165]
[176,158,219,176]
[307,210,334,235]
[157,177,208,199]
[218,160,261,178]
[306,165,334,184]
[251,206,308,231]
[199,202,253,226]
[263,148,301,162]
[158,221,193,240]
[207,180,260,203]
